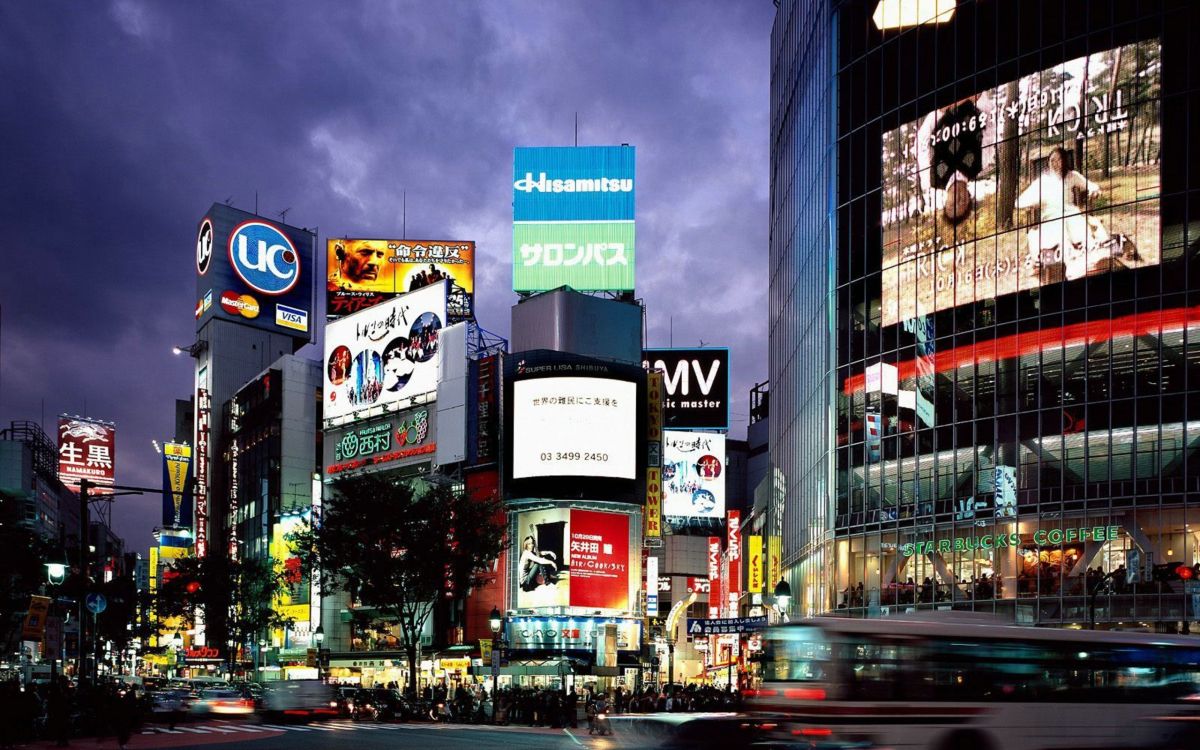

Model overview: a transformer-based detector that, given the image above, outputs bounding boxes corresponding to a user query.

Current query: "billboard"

[662,430,725,520]
[323,406,436,477]
[58,417,115,491]
[513,145,635,292]
[161,442,193,529]
[515,507,631,611]
[642,349,730,430]
[195,203,315,341]
[512,377,637,480]
[881,41,1161,327]
[271,513,311,626]
[324,281,447,422]
[326,238,475,320]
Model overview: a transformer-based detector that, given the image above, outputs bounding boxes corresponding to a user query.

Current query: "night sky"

[0,1,773,551]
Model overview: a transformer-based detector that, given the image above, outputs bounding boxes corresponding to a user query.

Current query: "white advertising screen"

[662,430,725,519]
[513,377,636,479]
[324,281,447,422]
[881,41,1160,326]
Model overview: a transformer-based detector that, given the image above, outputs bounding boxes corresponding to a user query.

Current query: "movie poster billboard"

[881,41,1161,326]
[323,281,447,422]
[515,507,631,612]
[195,203,315,342]
[58,417,116,491]
[271,513,311,627]
[161,442,193,529]
[662,430,725,520]
[642,349,730,430]
[326,238,474,320]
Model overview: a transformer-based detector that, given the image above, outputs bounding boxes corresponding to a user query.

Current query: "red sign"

[727,510,741,597]
[58,417,116,490]
[708,536,721,618]
[568,509,630,611]
[687,577,710,594]
[185,646,220,660]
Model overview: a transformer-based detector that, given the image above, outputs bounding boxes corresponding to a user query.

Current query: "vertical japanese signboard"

[645,554,659,617]
[767,535,781,594]
[727,510,741,603]
[747,535,764,594]
[57,417,116,492]
[707,536,721,619]
[645,371,663,539]
[161,442,193,530]
[194,386,211,558]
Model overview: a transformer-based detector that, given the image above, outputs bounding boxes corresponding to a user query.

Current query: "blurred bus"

[750,613,1200,750]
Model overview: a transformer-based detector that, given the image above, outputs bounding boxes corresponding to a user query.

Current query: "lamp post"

[489,607,503,723]
[170,631,183,679]
[258,639,267,681]
[773,579,792,623]
[314,625,326,683]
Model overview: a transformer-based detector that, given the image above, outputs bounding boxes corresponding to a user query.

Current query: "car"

[189,688,255,716]
[334,686,359,717]
[260,680,340,722]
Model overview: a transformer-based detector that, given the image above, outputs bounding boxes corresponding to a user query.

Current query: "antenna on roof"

[278,207,291,224]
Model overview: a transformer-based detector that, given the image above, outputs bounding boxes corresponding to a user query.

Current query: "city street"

[35,720,619,750]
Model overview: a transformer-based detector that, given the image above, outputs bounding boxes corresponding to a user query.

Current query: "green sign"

[334,411,429,462]
[901,525,1121,557]
[512,221,635,292]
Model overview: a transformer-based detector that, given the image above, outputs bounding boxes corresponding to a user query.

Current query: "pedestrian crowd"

[0,678,144,749]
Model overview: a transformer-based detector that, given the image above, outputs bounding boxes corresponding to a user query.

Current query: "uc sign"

[229,220,300,295]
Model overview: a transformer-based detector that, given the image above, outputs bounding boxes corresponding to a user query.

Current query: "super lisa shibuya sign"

[512,145,635,293]
[195,203,315,342]
[643,348,729,430]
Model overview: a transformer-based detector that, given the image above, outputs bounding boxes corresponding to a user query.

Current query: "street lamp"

[258,639,267,680]
[489,607,503,723]
[773,579,792,621]
[314,625,326,683]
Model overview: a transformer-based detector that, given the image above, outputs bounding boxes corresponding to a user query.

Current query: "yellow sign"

[747,535,764,593]
[440,657,470,673]
[479,640,493,662]
[645,467,662,538]
[159,545,190,559]
[767,535,781,591]
[21,596,52,641]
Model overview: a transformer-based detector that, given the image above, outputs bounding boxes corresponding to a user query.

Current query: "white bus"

[750,613,1200,750]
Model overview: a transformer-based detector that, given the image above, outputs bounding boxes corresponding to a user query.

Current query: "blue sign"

[229,221,300,295]
[686,616,767,636]
[195,203,314,343]
[85,593,107,615]
[513,146,635,222]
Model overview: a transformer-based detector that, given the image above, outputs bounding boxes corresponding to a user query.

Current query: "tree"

[292,474,506,698]
[0,519,52,652]
[157,554,294,673]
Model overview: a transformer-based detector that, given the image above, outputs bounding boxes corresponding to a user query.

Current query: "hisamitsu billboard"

[513,145,636,293]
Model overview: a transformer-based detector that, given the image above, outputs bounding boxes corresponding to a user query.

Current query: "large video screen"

[512,377,637,480]
[881,41,1160,327]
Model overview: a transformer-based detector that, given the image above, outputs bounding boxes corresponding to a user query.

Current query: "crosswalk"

[143,720,441,736]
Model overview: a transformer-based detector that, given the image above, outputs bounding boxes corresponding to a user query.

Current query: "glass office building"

[771,0,1200,629]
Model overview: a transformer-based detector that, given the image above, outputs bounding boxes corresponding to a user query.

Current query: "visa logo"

[275,304,308,332]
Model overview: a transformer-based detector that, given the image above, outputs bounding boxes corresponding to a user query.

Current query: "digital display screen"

[881,41,1161,326]
[512,377,637,480]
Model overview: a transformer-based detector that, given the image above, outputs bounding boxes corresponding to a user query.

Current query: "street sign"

[85,593,107,615]
[686,616,767,636]
[491,649,500,677]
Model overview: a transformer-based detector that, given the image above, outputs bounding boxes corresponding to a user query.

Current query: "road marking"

[260,723,310,731]
[303,723,339,731]
[233,724,268,732]
[175,726,212,734]
[195,725,239,733]
[563,728,584,746]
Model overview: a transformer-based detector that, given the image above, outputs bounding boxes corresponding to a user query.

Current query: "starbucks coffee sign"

[902,525,1121,557]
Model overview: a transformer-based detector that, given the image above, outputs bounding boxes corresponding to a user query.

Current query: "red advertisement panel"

[568,509,629,611]
[58,417,116,490]
[708,536,721,618]
[727,510,741,596]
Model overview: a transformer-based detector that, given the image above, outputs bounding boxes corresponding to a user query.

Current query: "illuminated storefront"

[771,0,1200,630]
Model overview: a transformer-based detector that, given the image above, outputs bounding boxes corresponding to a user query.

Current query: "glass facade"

[773,0,1200,629]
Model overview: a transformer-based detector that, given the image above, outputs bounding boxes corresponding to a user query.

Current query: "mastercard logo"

[220,291,260,319]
